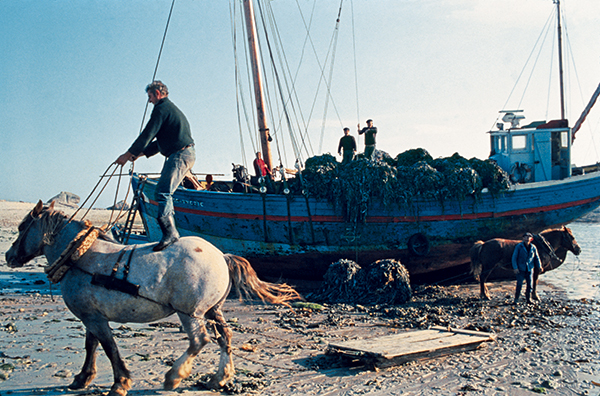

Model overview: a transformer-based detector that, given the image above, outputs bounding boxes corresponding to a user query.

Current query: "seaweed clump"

[294,149,511,222]
[314,259,411,305]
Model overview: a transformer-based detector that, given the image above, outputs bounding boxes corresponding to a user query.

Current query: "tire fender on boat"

[408,233,430,256]
[509,162,533,183]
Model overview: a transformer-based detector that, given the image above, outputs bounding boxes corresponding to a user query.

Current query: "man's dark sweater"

[128,97,194,158]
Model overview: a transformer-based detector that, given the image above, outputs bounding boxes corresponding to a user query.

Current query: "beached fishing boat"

[128,0,600,281]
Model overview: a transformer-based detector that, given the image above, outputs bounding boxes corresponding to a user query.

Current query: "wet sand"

[1,200,600,395]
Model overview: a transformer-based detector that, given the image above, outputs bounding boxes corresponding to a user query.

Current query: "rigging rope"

[516,9,554,113]
[350,0,360,128]
[493,8,554,130]
[231,0,355,171]
[318,0,344,153]
[72,1,177,230]
[138,0,176,136]
[230,0,254,170]
[264,1,315,163]
[254,0,307,167]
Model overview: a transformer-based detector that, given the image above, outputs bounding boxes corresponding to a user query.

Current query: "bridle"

[11,209,64,264]
[561,228,580,254]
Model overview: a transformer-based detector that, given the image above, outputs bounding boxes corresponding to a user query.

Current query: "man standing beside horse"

[512,232,543,305]
[115,81,195,251]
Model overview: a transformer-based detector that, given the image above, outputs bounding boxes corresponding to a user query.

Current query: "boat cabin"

[489,110,571,183]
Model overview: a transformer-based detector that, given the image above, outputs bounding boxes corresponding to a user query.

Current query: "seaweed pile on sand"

[312,259,412,305]
[294,148,511,222]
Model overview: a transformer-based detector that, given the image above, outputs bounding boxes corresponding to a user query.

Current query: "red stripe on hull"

[148,195,600,223]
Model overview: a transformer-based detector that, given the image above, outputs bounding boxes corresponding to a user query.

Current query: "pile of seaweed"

[313,259,412,305]
[292,148,511,222]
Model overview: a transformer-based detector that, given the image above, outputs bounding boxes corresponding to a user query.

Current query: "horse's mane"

[37,207,117,244]
[540,226,570,236]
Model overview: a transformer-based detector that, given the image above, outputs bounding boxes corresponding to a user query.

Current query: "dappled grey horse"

[5,201,300,396]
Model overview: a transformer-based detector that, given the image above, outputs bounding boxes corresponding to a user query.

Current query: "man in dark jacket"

[337,127,356,165]
[357,119,377,159]
[115,81,195,251]
[511,232,543,304]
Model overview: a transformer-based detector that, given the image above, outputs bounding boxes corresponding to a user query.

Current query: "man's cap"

[366,119,373,123]
[523,232,534,238]
[343,127,350,131]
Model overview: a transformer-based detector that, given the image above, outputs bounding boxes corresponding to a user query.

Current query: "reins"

[67,162,134,229]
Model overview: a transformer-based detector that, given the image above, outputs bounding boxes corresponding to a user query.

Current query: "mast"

[242,0,273,170]
[555,0,566,120]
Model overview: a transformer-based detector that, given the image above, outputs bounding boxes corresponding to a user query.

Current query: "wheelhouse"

[489,111,571,183]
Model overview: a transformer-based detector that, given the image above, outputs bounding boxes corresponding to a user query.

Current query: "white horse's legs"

[69,330,99,390]
[206,305,234,389]
[84,319,132,396]
[164,313,210,390]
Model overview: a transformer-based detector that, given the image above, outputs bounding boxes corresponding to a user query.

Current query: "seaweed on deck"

[294,149,511,222]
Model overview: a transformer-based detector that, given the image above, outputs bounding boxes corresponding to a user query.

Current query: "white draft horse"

[470,227,581,300]
[5,201,301,396]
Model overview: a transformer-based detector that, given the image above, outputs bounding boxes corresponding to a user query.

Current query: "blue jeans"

[364,144,376,159]
[156,145,196,218]
[514,270,533,302]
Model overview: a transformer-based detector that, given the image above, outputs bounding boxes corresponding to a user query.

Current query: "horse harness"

[46,223,140,296]
[532,233,561,264]
[91,246,140,297]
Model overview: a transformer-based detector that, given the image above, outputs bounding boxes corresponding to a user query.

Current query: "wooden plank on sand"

[328,326,496,368]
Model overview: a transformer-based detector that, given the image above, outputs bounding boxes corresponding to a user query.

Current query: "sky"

[2,0,599,208]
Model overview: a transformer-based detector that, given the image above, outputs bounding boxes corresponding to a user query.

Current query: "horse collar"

[45,225,100,284]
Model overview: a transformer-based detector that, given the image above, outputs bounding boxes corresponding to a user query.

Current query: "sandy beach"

[1,200,600,395]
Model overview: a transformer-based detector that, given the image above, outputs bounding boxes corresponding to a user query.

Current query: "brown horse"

[470,226,581,300]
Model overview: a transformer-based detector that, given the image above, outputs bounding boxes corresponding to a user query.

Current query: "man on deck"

[338,127,356,165]
[253,151,271,178]
[358,119,377,159]
[115,80,195,251]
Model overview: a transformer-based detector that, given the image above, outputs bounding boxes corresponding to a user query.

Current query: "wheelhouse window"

[561,131,569,148]
[491,135,507,154]
[511,134,527,151]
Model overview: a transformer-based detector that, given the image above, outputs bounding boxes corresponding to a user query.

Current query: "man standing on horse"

[115,81,195,251]
[512,232,542,305]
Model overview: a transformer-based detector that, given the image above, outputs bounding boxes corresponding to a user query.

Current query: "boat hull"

[132,172,600,281]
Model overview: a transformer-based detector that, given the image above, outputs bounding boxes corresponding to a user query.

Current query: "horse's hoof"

[164,377,182,391]
[108,386,128,396]
[107,377,132,396]
[68,373,95,390]
[164,368,182,390]
[68,379,86,390]
[208,375,228,389]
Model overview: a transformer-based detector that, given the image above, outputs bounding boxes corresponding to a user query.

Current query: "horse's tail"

[224,254,302,307]
[469,240,485,280]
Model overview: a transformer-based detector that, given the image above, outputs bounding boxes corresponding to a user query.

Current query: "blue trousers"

[514,270,533,302]
[155,145,196,218]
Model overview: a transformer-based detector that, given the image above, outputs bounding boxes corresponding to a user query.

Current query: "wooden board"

[328,326,496,368]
